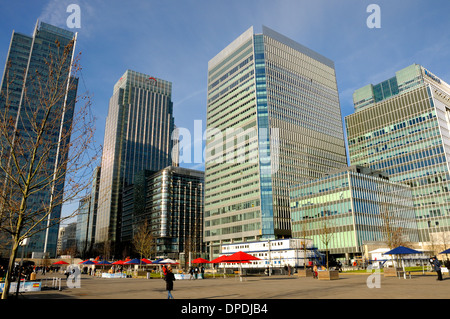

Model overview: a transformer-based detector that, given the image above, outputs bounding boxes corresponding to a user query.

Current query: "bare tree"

[379,208,411,268]
[318,210,335,270]
[0,40,100,299]
[380,209,409,249]
[133,219,156,265]
[297,217,310,269]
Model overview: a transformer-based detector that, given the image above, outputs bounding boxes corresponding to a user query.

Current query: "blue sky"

[1,0,450,219]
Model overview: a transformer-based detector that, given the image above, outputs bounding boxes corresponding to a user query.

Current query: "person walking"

[432,256,443,281]
[165,266,176,299]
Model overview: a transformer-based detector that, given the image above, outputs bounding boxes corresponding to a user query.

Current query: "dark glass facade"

[95,71,175,250]
[121,166,205,259]
[0,22,77,258]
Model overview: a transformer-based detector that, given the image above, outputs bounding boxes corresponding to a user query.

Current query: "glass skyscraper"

[204,26,347,258]
[346,64,450,244]
[95,70,175,250]
[0,21,78,258]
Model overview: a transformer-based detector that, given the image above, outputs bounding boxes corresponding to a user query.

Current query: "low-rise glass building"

[290,165,419,260]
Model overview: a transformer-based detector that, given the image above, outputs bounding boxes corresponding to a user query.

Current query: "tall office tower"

[0,21,78,258]
[346,64,450,244]
[74,166,101,256]
[76,195,91,256]
[204,26,348,258]
[87,166,101,248]
[95,70,175,251]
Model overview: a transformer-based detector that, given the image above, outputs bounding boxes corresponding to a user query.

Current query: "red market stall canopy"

[192,258,210,264]
[53,260,69,265]
[210,255,229,264]
[225,251,260,263]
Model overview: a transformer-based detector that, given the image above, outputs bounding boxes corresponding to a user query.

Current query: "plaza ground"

[13,270,449,300]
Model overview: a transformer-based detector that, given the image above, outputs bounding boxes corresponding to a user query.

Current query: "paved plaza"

[16,271,449,300]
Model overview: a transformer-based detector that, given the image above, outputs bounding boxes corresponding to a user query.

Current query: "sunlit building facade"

[205,26,347,258]
[346,64,450,243]
[290,165,418,259]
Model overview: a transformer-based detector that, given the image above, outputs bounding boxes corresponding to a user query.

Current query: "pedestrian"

[313,264,318,279]
[194,266,199,279]
[432,256,443,281]
[165,266,176,299]
[201,266,205,279]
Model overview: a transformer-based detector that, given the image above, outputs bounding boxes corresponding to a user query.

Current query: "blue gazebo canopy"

[125,258,148,264]
[96,260,111,265]
[383,246,423,255]
[439,248,450,254]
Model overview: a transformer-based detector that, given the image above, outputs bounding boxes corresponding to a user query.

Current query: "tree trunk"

[1,239,19,299]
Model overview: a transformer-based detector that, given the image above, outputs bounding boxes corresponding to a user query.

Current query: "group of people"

[188,266,205,279]
[0,264,37,282]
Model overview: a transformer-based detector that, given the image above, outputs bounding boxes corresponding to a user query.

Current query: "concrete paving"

[15,271,450,300]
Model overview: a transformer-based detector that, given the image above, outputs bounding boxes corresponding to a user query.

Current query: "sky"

[1,0,450,221]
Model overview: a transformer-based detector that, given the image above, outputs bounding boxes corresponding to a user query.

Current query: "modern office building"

[121,166,204,260]
[346,64,450,244]
[204,26,348,258]
[60,223,77,254]
[73,166,101,257]
[75,195,91,256]
[148,166,204,259]
[95,70,175,252]
[121,169,154,244]
[0,21,78,258]
[290,165,419,260]
[87,166,101,248]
